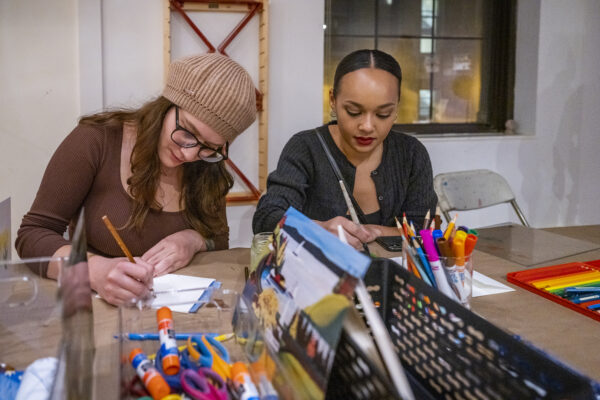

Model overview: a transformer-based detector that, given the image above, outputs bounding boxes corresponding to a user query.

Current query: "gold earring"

[330,109,337,120]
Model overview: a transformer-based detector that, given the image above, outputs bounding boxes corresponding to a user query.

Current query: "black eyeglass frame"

[170,106,229,162]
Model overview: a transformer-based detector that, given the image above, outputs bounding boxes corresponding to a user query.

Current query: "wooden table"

[3,227,599,398]
[468,225,600,383]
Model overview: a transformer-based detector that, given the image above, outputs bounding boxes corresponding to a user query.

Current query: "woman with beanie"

[16,53,256,305]
[252,49,437,250]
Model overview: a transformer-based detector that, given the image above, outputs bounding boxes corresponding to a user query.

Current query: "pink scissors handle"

[180,367,228,400]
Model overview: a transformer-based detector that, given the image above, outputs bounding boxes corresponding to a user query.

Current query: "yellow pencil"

[542,277,600,292]
[532,271,600,289]
[443,214,457,240]
[102,215,135,263]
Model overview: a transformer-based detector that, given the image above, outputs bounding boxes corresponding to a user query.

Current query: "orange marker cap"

[465,234,478,256]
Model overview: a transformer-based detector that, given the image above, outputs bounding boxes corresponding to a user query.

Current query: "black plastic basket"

[327,258,596,400]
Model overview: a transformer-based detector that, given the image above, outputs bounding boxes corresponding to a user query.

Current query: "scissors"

[181,367,228,400]
[186,335,231,380]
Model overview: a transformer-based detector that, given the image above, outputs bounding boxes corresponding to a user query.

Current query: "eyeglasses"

[170,106,228,162]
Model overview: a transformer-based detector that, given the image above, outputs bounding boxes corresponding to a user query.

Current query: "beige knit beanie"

[163,53,257,142]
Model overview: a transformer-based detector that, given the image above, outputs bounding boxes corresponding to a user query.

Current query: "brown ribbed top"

[16,123,229,276]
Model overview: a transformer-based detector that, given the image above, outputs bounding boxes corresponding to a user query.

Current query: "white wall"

[2,0,599,256]
[0,0,80,259]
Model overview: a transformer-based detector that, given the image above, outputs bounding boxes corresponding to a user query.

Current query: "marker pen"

[452,231,470,303]
[420,229,456,301]
[464,234,478,256]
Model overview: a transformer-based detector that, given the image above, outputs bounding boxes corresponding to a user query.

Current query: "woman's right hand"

[88,256,154,306]
[315,216,380,250]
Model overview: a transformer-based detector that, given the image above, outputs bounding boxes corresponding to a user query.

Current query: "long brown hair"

[79,96,233,238]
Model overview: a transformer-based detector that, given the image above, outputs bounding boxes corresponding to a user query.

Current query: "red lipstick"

[355,137,374,146]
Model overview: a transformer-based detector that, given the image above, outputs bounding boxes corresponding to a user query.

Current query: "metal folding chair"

[433,169,530,227]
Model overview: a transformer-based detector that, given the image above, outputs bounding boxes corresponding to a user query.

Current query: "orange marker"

[129,348,171,400]
[156,307,180,375]
[464,233,478,256]
[452,230,467,281]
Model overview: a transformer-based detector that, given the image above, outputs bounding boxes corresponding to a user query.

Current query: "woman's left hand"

[141,229,206,276]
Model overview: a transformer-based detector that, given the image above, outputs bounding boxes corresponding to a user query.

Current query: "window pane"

[432,39,484,123]
[435,0,485,38]
[377,1,422,37]
[378,38,427,124]
[326,0,375,36]
[324,0,513,132]
[379,37,484,124]
[378,0,485,38]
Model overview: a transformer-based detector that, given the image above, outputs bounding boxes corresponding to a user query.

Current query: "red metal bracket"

[169,0,264,203]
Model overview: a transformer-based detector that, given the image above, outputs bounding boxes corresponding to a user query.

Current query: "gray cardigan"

[252,123,438,233]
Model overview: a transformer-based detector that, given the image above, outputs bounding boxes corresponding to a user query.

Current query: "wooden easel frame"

[163,0,269,205]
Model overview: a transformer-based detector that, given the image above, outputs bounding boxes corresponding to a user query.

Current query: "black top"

[252,123,438,233]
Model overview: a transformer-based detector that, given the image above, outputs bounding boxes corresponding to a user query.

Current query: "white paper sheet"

[389,256,403,265]
[472,270,515,297]
[150,274,215,313]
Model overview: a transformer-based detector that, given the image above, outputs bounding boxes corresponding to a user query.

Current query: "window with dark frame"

[323,0,516,135]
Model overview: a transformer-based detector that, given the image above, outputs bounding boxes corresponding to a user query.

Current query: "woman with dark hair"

[253,49,437,250]
[16,53,256,305]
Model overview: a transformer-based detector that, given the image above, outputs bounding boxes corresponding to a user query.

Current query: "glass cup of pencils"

[250,232,273,273]
[402,228,475,309]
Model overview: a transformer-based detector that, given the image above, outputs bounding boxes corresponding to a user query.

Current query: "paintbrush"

[338,181,371,255]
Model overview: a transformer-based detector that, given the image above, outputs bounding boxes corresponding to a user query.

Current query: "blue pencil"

[117,332,218,340]
[412,239,437,288]
[571,293,600,304]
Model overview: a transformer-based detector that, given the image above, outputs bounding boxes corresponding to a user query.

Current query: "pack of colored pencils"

[507,259,600,322]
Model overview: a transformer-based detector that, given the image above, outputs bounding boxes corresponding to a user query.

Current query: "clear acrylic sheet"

[476,224,600,266]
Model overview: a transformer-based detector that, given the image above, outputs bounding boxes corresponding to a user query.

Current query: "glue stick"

[232,362,260,400]
[156,306,180,375]
[129,348,171,400]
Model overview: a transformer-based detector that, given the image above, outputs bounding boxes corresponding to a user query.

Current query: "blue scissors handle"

[190,334,230,364]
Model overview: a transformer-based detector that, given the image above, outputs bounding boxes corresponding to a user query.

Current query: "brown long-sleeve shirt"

[16,123,229,276]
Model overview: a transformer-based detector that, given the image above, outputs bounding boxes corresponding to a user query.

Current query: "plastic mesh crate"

[327,258,595,400]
